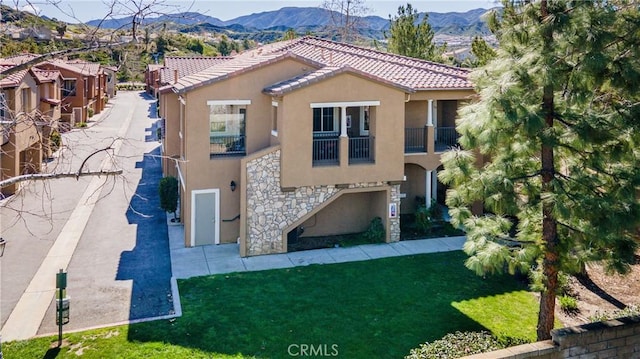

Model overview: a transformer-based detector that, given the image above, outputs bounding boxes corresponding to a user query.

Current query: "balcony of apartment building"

[311,105,375,167]
[404,99,461,155]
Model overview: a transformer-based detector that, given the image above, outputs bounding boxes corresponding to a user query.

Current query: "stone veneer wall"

[462,315,640,359]
[245,149,401,256]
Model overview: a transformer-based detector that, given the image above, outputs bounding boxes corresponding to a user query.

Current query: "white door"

[191,189,219,246]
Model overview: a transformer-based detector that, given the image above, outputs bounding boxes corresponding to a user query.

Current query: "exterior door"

[191,189,219,246]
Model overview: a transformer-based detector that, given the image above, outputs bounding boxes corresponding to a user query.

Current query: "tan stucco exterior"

[157,39,477,256]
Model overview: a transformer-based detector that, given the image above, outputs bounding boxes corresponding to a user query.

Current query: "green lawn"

[4,251,540,358]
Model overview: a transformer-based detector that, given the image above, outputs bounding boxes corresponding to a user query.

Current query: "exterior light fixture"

[0,237,5,257]
[230,181,237,192]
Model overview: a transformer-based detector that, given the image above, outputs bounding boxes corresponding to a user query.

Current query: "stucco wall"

[278,72,406,188]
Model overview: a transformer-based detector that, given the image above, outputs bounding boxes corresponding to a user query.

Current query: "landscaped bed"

[4,251,540,358]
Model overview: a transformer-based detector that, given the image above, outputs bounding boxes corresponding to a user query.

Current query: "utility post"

[55,269,69,347]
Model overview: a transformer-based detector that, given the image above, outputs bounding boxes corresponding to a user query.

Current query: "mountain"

[86,11,224,28]
[86,6,494,36]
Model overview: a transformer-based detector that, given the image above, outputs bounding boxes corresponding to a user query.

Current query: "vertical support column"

[432,169,438,204]
[427,99,433,126]
[425,170,433,208]
[340,106,347,137]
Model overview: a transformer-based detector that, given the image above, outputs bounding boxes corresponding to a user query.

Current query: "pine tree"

[470,36,496,67]
[440,0,640,341]
[385,3,444,62]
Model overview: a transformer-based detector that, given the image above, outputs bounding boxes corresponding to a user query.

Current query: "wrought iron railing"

[435,127,459,151]
[210,135,245,156]
[312,137,339,166]
[405,127,426,153]
[349,136,374,164]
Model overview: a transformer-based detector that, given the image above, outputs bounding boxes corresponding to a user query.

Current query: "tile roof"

[171,36,472,94]
[263,65,414,96]
[32,69,61,83]
[159,56,232,84]
[65,60,102,76]
[173,52,323,93]
[40,60,99,77]
[0,65,29,88]
[0,53,40,66]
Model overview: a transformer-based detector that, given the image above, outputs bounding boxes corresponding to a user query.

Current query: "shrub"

[158,176,179,220]
[49,130,61,150]
[589,305,640,322]
[87,107,94,118]
[415,205,433,233]
[406,331,528,359]
[361,217,385,243]
[559,295,579,313]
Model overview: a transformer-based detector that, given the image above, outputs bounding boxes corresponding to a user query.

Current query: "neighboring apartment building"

[0,65,61,195]
[157,37,474,257]
[146,56,232,99]
[37,59,107,128]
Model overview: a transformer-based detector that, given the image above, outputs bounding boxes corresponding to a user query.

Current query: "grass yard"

[4,251,540,358]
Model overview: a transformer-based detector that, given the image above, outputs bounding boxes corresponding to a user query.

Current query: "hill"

[87,6,494,37]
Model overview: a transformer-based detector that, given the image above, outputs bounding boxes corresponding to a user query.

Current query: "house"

[37,59,106,128]
[102,65,118,99]
[157,36,474,257]
[32,68,63,158]
[0,66,47,195]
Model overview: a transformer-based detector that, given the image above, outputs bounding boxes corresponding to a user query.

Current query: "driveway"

[1,91,173,337]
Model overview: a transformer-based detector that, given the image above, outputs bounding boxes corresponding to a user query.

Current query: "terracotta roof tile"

[65,60,101,76]
[264,65,414,96]
[0,65,29,88]
[170,36,473,94]
[32,69,61,83]
[0,53,40,66]
[159,56,232,84]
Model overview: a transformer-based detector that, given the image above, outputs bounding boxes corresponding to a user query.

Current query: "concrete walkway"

[168,218,466,279]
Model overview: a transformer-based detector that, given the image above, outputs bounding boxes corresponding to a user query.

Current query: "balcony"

[405,127,426,153]
[435,127,459,152]
[210,135,245,156]
[312,136,339,166]
[349,136,374,164]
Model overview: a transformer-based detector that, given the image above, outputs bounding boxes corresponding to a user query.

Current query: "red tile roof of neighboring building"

[32,69,62,83]
[65,60,102,76]
[0,65,29,88]
[0,53,40,66]
[171,36,472,94]
[159,56,233,84]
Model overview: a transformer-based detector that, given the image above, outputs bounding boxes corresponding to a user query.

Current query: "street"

[1,91,173,337]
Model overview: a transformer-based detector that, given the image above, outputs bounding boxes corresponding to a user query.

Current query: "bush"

[49,130,61,150]
[360,217,385,243]
[559,295,579,313]
[406,331,528,359]
[589,305,640,322]
[158,176,179,220]
[87,107,94,118]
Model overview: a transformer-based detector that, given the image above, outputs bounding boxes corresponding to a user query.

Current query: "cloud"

[20,4,41,15]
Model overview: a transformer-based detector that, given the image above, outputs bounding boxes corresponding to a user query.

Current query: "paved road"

[1,91,173,337]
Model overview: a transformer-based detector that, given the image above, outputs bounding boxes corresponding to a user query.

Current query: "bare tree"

[321,0,370,42]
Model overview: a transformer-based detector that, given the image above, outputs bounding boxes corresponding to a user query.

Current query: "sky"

[16,0,498,23]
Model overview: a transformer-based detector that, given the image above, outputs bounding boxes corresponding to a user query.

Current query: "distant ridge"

[86,6,494,36]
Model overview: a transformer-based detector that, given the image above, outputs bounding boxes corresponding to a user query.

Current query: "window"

[21,88,30,112]
[271,103,278,136]
[62,80,76,97]
[313,107,337,134]
[0,93,6,120]
[208,102,248,155]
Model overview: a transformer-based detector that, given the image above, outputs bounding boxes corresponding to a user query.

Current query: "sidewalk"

[167,216,466,279]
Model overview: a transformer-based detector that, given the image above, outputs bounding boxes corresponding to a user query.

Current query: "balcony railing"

[405,127,426,153]
[435,127,459,152]
[349,136,374,164]
[312,137,339,166]
[210,135,245,156]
